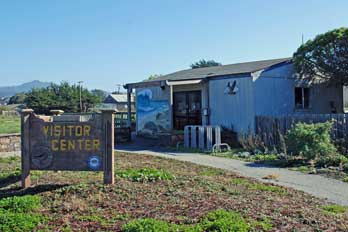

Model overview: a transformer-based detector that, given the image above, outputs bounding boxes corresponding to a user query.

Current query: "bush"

[316,154,348,167]
[286,122,337,160]
[0,195,44,232]
[200,209,250,232]
[116,168,174,182]
[253,154,279,162]
[343,163,348,172]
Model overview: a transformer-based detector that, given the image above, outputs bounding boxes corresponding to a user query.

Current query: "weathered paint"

[254,63,344,115]
[253,63,296,116]
[21,110,115,188]
[309,84,343,113]
[133,62,345,136]
[209,74,255,133]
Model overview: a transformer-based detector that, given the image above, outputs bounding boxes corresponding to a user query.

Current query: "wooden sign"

[21,109,115,188]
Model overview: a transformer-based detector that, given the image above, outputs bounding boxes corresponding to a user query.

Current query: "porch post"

[170,84,174,130]
[202,81,210,126]
[127,87,132,128]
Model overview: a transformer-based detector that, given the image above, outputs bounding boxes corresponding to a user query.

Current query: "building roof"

[147,57,292,82]
[106,93,134,103]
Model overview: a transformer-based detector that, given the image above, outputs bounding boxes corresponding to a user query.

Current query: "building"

[102,93,135,112]
[125,58,348,138]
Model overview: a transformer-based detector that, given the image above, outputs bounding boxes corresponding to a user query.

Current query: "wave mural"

[137,89,170,137]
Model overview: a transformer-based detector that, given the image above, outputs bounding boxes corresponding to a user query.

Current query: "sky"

[0,0,347,91]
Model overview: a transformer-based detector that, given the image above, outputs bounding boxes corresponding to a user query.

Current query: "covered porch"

[124,78,210,141]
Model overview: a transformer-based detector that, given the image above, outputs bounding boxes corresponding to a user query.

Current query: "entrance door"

[173,91,202,130]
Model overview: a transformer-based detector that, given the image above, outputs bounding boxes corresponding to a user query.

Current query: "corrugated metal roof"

[108,94,134,103]
[146,57,292,82]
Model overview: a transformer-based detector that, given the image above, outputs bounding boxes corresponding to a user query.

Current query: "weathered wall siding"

[253,63,344,116]
[209,75,255,133]
[0,133,20,153]
[254,77,295,116]
[310,84,343,113]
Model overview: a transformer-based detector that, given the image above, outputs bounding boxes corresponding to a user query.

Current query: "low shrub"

[122,218,199,232]
[0,211,44,232]
[238,133,267,153]
[200,209,249,232]
[316,154,348,167]
[0,195,44,232]
[322,205,348,215]
[116,168,175,182]
[286,122,337,160]
[231,178,287,195]
[122,218,170,232]
[122,209,267,232]
[343,163,348,172]
[0,195,41,213]
[253,154,279,162]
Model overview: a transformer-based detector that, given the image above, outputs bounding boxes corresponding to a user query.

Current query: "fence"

[114,112,136,143]
[255,114,348,149]
[1,110,20,117]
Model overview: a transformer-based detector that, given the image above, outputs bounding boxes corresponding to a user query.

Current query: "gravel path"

[116,146,348,206]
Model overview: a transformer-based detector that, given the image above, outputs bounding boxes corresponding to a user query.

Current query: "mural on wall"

[137,89,170,137]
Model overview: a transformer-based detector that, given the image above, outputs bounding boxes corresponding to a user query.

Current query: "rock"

[278,153,287,159]
[238,151,251,158]
[328,166,339,171]
[308,169,317,174]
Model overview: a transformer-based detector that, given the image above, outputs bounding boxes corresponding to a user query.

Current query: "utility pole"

[78,81,83,112]
[301,33,304,45]
[115,84,122,93]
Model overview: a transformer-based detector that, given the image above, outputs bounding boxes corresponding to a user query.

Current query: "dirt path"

[116,146,348,206]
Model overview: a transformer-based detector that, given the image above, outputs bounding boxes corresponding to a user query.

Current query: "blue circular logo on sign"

[87,155,101,170]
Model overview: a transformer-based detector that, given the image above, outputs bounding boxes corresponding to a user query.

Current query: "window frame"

[294,87,310,110]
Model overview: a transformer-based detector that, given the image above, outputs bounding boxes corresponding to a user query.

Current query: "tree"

[293,27,348,85]
[25,82,102,114]
[8,93,27,104]
[91,89,108,100]
[190,59,222,69]
[144,74,162,81]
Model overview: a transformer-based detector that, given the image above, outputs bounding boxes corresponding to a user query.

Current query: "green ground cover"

[0,116,20,134]
[0,153,347,231]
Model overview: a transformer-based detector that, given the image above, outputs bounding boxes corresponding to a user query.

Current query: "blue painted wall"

[209,74,255,133]
[209,63,297,133]
[134,62,344,136]
[253,63,295,116]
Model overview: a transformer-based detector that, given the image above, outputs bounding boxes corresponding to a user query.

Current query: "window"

[295,87,310,109]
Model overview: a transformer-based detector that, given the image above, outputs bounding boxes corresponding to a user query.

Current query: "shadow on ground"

[0,183,69,199]
[0,174,21,188]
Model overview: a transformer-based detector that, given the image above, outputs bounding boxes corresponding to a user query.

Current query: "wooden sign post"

[21,109,115,188]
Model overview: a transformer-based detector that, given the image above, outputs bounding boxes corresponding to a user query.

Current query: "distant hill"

[0,80,51,97]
